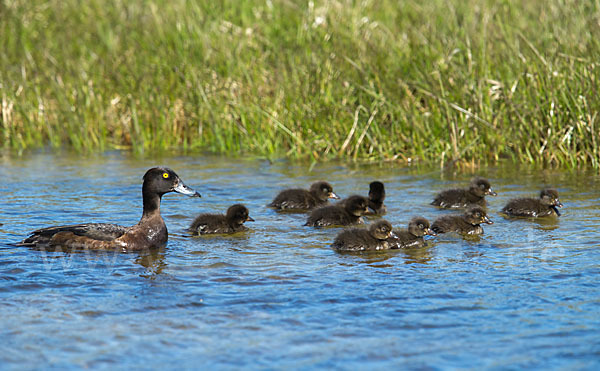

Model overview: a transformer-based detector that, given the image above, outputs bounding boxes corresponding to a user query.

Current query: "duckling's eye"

[162,172,169,179]
[418,224,424,229]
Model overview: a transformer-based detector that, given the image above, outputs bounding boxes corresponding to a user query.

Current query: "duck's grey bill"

[174,181,201,197]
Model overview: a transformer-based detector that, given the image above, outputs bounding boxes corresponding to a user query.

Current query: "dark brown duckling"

[431,206,493,235]
[268,181,339,210]
[18,167,200,251]
[338,181,387,215]
[431,177,497,209]
[190,204,254,235]
[387,217,436,249]
[332,220,395,252]
[305,195,369,227]
[502,189,563,217]
[368,181,387,215]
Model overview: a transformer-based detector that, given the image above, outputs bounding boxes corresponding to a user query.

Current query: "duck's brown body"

[38,215,167,251]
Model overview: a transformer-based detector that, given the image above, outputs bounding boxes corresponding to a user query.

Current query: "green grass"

[1,0,599,168]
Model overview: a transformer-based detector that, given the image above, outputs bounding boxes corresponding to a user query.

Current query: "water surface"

[1,152,599,369]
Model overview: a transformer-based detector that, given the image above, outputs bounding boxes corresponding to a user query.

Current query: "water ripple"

[0,154,599,369]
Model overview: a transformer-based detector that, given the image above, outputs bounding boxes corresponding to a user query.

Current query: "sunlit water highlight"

[1,152,599,369]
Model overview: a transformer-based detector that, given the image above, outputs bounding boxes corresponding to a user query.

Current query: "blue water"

[1,152,599,369]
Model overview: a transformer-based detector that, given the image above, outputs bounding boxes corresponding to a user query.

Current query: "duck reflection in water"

[136,248,167,277]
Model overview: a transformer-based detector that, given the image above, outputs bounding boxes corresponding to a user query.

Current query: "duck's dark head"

[344,195,370,217]
[464,206,493,226]
[408,217,436,237]
[226,204,254,226]
[540,188,562,215]
[309,181,339,201]
[469,177,497,197]
[370,220,394,240]
[368,181,386,203]
[143,167,201,198]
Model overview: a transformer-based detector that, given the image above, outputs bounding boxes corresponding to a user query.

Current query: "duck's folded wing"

[18,223,127,246]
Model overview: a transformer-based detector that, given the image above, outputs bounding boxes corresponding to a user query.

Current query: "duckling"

[431,206,493,235]
[338,181,387,215]
[387,217,436,249]
[368,181,387,215]
[431,177,497,209]
[18,167,200,251]
[332,220,395,251]
[190,204,254,235]
[269,181,339,210]
[502,189,563,217]
[305,195,369,227]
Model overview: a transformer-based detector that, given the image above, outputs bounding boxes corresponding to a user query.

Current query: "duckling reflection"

[399,245,435,265]
[334,243,435,265]
[334,249,399,263]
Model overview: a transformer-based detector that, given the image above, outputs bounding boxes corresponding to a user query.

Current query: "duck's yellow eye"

[162,172,169,179]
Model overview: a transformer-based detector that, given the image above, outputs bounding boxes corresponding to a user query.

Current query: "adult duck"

[18,167,200,251]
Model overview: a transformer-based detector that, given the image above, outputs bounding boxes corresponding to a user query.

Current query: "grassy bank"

[1,0,599,167]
